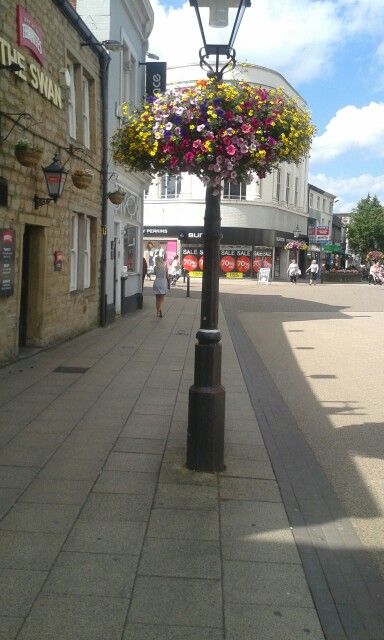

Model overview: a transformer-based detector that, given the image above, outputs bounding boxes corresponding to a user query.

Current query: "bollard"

[186,274,190,297]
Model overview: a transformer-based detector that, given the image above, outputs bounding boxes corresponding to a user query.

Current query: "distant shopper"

[306,259,319,285]
[142,256,148,290]
[153,256,168,317]
[287,259,300,284]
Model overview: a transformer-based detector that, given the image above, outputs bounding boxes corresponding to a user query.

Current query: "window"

[276,169,281,202]
[322,198,326,211]
[294,177,299,206]
[329,200,333,213]
[68,63,76,139]
[309,192,313,207]
[123,224,137,272]
[255,178,262,198]
[223,180,246,200]
[70,213,94,291]
[70,214,78,292]
[84,216,91,288]
[82,76,90,148]
[285,173,290,204]
[160,174,181,198]
[122,46,137,112]
[317,196,320,210]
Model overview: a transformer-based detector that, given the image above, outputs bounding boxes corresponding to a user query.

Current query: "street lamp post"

[187,0,251,472]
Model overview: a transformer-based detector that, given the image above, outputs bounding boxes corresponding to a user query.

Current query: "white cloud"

[310,102,384,163]
[309,171,384,211]
[149,0,384,85]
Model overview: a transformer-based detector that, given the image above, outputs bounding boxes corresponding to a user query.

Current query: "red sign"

[17,6,44,66]
[198,256,204,271]
[182,254,198,271]
[220,255,235,272]
[236,256,251,273]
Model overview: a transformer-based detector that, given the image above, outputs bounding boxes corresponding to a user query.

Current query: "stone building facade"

[0,0,107,365]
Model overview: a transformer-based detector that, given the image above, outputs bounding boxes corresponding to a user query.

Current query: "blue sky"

[149,0,384,212]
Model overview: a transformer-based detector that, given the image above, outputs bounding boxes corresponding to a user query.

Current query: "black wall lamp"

[189,0,251,79]
[34,154,68,209]
[293,224,300,238]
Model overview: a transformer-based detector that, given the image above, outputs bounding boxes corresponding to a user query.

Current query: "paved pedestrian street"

[0,280,383,639]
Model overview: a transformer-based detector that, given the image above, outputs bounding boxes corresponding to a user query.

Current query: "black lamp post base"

[187,341,225,472]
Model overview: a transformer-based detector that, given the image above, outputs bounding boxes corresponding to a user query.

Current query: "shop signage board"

[308,226,330,244]
[145,62,167,97]
[0,229,16,297]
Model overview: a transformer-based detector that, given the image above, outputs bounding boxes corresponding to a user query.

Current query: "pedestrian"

[170,254,181,285]
[287,258,300,284]
[153,255,168,317]
[142,256,148,291]
[306,259,319,285]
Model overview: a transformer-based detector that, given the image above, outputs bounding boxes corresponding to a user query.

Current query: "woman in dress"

[153,256,168,317]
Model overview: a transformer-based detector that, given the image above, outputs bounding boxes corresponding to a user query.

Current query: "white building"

[76,0,154,319]
[144,63,312,280]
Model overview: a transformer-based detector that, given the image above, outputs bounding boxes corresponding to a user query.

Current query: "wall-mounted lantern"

[34,154,68,209]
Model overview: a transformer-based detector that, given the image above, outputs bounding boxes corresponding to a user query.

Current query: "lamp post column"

[187,184,225,472]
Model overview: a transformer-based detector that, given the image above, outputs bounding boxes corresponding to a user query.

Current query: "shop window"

[294,177,299,206]
[70,213,95,292]
[160,174,181,198]
[223,180,246,200]
[285,173,290,204]
[123,224,137,272]
[276,169,281,202]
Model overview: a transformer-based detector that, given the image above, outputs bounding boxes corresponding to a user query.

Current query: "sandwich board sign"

[257,267,271,285]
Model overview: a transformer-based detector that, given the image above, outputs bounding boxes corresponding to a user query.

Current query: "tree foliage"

[347,194,384,257]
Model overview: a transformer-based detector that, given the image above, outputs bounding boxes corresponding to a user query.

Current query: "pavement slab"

[7,288,381,638]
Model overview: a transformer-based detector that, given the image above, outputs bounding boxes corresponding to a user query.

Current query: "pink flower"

[241,123,252,134]
[226,144,236,156]
[184,152,195,163]
[192,139,202,149]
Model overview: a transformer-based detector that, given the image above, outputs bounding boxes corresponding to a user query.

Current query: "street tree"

[347,194,384,257]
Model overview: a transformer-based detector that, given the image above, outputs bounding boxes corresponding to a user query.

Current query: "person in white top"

[306,259,319,285]
[287,259,300,284]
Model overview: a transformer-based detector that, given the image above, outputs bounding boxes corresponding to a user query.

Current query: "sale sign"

[181,246,203,272]
[220,255,236,272]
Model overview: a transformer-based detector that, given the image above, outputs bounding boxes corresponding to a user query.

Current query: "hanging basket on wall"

[14,141,43,167]
[108,189,126,205]
[71,169,94,189]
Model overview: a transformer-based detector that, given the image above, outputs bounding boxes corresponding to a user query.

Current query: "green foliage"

[347,194,384,256]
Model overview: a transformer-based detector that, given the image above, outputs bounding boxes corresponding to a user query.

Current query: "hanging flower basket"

[366,250,383,262]
[108,189,126,205]
[14,140,42,167]
[111,79,315,193]
[284,240,308,251]
[71,169,94,189]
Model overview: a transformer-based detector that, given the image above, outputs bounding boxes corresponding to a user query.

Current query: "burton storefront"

[143,226,303,280]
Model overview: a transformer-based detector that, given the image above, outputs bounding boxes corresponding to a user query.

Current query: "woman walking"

[287,259,300,284]
[153,256,168,317]
[306,259,319,285]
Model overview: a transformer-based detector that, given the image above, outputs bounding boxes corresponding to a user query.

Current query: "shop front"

[143,226,305,280]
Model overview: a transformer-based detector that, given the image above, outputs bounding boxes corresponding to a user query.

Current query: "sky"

[148,0,384,213]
